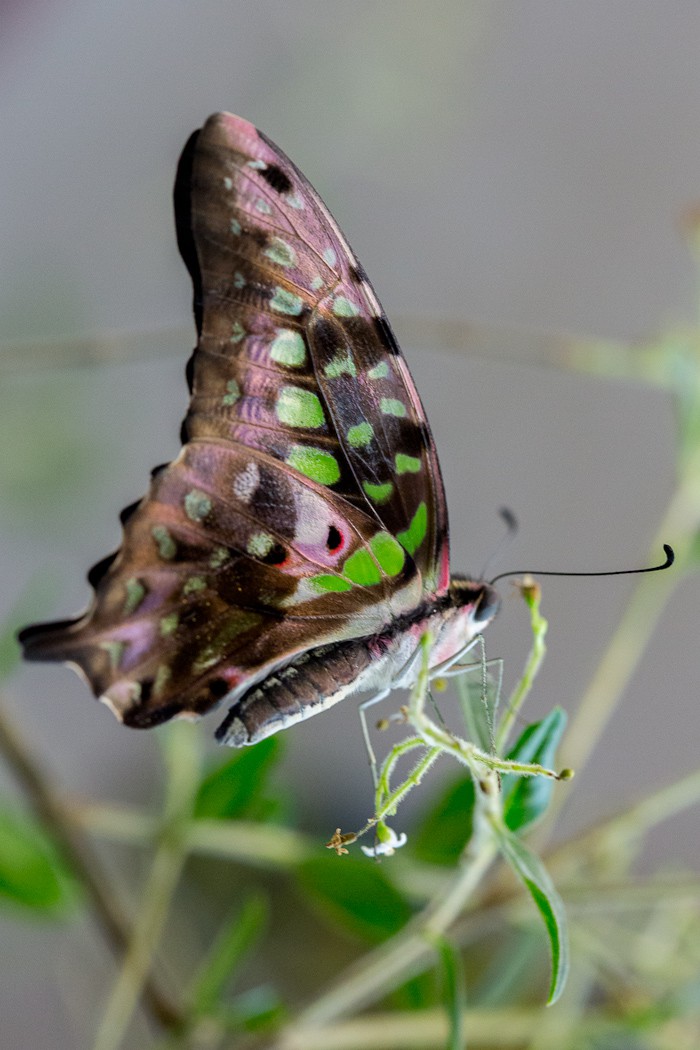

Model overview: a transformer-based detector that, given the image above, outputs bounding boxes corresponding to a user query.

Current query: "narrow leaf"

[413,776,476,866]
[0,807,77,914]
[502,708,567,832]
[435,935,466,1050]
[492,821,569,1004]
[458,670,497,753]
[296,855,413,942]
[191,894,268,1014]
[194,737,281,820]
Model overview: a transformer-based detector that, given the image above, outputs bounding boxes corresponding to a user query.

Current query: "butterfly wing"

[20,112,450,730]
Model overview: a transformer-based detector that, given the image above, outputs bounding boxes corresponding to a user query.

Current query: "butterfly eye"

[326,525,343,553]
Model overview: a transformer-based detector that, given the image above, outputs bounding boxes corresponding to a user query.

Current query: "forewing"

[179,113,450,593]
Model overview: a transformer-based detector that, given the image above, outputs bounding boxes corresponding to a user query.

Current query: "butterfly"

[19,113,500,747]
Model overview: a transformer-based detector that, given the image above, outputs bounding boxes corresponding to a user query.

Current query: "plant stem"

[0,701,182,1031]
[282,823,498,1036]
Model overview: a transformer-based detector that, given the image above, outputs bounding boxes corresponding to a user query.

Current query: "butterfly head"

[448,576,501,634]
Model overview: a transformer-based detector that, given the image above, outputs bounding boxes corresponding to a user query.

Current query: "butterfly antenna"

[489,543,675,587]
[479,508,519,580]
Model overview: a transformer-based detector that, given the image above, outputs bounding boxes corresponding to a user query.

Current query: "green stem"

[495,586,548,753]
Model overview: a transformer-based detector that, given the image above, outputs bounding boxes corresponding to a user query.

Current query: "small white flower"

[361,825,408,858]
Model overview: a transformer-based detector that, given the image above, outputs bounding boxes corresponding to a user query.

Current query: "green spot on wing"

[153,665,171,697]
[347,421,374,448]
[368,361,389,380]
[308,574,353,593]
[99,640,125,671]
[230,321,245,343]
[184,490,212,522]
[183,576,206,595]
[222,379,240,406]
[397,502,428,556]
[287,446,340,485]
[210,547,230,569]
[123,578,146,615]
[193,612,263,673]
[270,329,306,367]
[323,247,337,267]
[363,481,393,505]
[277,386,325,429]
[255,198,272,214]
[159,613,179,638]
[332,296,360,317]
[230,218,242,236]
[370,533,405,577]
[264,238,297,268]
[247,532,274,558]
[152,525,176,560]
[381,398,407,418]
[271,287,303,315]
[395,453,421,474]
[342,549,381,586]
[324,354,357,378]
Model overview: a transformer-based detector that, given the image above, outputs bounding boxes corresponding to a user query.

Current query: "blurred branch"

[0,699,183,1032]
[0,316,614,377]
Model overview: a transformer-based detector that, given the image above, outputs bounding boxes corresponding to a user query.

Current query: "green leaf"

[194,737,282,820]
[0,806,77,914]
[296,855,413,942]
[492,821,569,1004]
[190,894,268,1015]
[457,669,497,752]
[413,776,475,866]
[435,935,465,1050]
[502,708,567,832]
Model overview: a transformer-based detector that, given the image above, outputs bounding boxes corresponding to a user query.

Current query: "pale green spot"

[183,576,206,595]
[255,198,272,215]
[264,237,297,268]
[271,287,303,315]
[123,578,145,615]
[230,321,245,343]
[324,353,357,378]
[223,176,233,190]
[230,218,242,236]
[332,296,360,317]
[247,531,274,558]
[342,549,381,586]
[270,328,306,367]
[397,501,428,556]
[310,275,324,291]
[287,446,340,485]
[99,640,125,671]
[193,612,262,673]
[395,453,421,474]
[152,525,176,560]
[381,397,407,418]
[347,421,374,448]
[222,379,241,406]
[210,547,230,569]
[233,271,246,289]
[184,489,212,522]
[287,194,304,209]
[363,480,393,504]
[159,613,179,638]
[370,533,405,577]
[368,361,389,380]
[308,573,353,593]
[323,247,337,267]
[153,665,171,697]
[277,386,325,429]
[247,159,267,170]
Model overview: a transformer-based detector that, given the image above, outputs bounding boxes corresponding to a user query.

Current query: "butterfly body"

[19,113,499,743]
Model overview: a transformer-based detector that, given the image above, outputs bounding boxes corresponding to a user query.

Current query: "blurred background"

[2,2,699,1045]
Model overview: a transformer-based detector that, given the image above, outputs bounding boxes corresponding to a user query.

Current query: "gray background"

[1,3,698,1046]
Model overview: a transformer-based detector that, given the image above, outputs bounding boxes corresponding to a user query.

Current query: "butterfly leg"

[358,688,392,787]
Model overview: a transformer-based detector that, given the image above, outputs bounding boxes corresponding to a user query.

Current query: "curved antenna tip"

[661,543,675,568]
